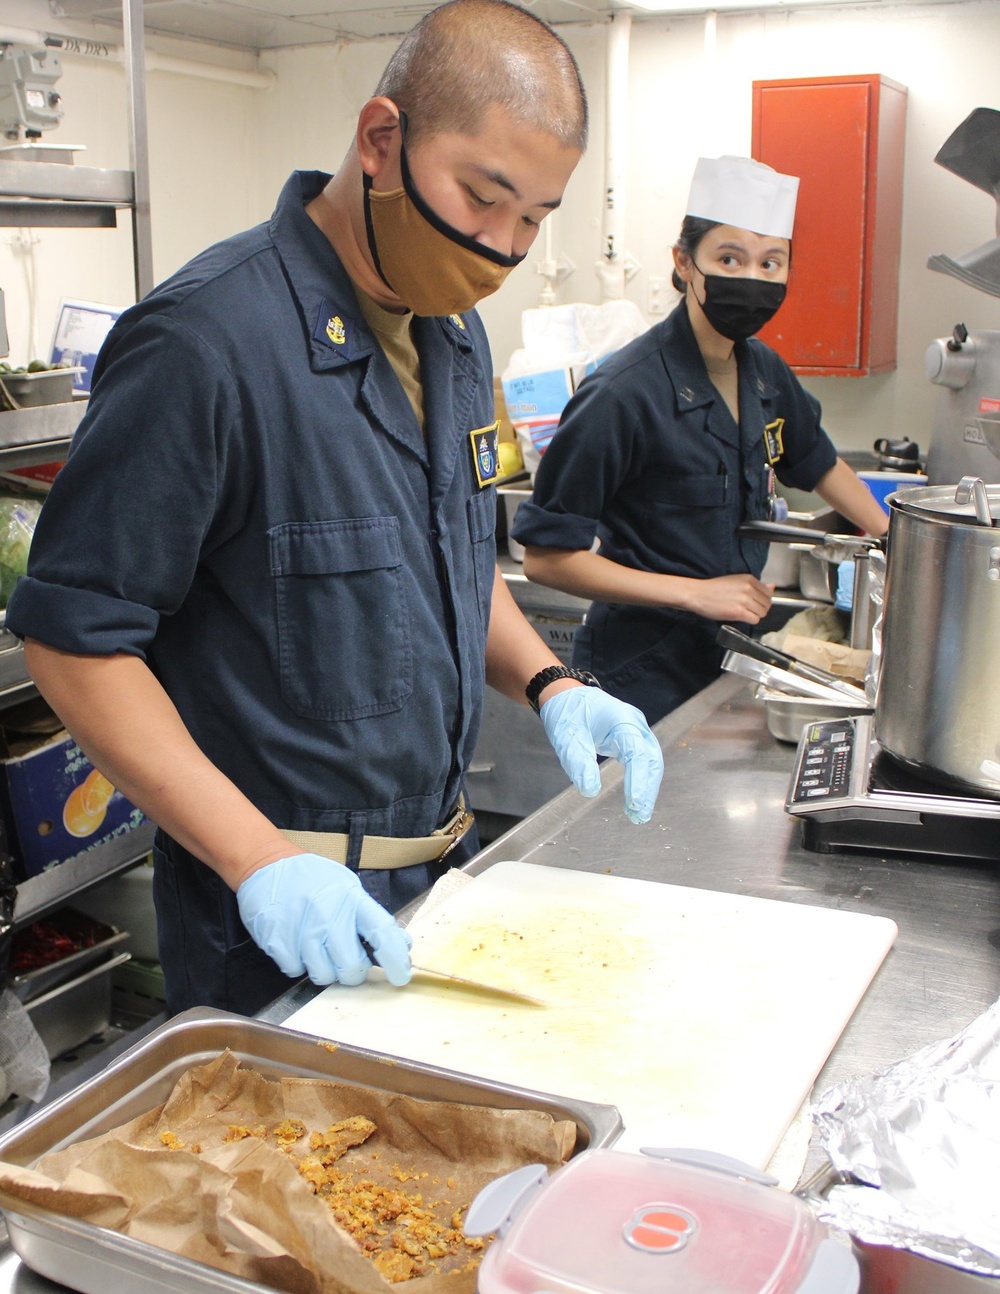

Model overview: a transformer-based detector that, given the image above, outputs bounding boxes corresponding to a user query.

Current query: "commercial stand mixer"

[784,107,1000,862]
[925,107,1000,484]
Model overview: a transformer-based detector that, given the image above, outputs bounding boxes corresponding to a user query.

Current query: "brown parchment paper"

[782,635,872,685]
[0,1049,577,1294]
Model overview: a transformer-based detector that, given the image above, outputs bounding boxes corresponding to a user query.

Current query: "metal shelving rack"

[0,0,156,930]
[0,0,154,291]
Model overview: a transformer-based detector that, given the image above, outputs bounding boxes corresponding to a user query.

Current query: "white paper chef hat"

[686,156,799,239]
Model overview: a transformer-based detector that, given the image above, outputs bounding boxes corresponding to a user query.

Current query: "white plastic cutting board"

[283,862,896,1167]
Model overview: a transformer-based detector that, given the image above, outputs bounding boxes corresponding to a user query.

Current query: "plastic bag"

[0,494,42,609]
[501,300,650,476]
[0,987,50,1104]
[0,842,14,987]
[0,838,51,1104]
[864,548,886,705]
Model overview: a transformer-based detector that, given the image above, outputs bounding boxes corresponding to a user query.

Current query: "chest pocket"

[653,474,729,508]
[269,517,411,721]
[644,471,734,577]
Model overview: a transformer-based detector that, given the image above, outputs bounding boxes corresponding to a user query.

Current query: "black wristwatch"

[525,665,603,714]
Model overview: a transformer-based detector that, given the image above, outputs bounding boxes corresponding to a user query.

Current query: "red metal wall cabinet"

[751,74,907,376]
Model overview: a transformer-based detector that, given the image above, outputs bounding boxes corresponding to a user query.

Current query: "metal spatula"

[362,937,544,1004]
[409,961,545,1005]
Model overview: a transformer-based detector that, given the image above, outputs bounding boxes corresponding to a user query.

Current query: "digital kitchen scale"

[786,712,1000,860]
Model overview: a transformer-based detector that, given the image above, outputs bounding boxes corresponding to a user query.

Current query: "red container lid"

[471,1149,858,1294]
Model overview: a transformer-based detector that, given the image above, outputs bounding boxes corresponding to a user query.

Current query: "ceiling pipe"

[0,24,275,89]
[535,211,575,307]
[596,12,640,301]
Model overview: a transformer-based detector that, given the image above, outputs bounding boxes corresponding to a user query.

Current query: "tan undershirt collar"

[354,285,424,429]
[703,351,739,425]
[703,351,737,377]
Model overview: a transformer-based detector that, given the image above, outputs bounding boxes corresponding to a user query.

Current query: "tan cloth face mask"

[363,118,525,317]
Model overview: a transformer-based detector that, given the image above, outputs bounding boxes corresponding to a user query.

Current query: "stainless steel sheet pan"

[0,1006,622,1294]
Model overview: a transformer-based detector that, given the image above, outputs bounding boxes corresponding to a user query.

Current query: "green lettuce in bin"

[0,496,42,610]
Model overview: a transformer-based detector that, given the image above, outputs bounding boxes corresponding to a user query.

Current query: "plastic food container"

[466,1147,860,1294]
[857,470,928,516]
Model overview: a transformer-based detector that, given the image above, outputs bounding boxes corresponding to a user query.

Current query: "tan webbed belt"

[280,797,473,871]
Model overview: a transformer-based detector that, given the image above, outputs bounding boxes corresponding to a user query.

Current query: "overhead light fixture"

[626,0,862,11]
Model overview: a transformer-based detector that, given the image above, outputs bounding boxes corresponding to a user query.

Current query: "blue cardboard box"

[0,723,146,880]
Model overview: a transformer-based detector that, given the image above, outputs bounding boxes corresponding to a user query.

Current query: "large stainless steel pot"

[875,482,1000,795]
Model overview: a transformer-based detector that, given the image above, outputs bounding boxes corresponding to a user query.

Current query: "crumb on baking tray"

[308,1115,375,1159]
[282,1118,487,1282]
[165,1110,490,1283]
[294,1157,486,1282]
[223,1124,268,1142]
[274,1119,307,1145]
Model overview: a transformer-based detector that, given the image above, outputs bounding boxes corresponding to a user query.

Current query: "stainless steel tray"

[800,1166,1000,1292]
[10,919,129,1003]
[0,1006,622,1294]
[755,685,872,744]
[23,949,132,1060]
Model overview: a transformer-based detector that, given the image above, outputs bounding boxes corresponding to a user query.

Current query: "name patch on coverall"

[764,418,786,465]
[469,421,501,488]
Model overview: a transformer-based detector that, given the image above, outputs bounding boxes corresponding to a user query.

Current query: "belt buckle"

[435,801,474,860]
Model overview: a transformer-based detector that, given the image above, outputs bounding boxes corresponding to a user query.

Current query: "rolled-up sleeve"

[510,377,642,553]
[767,363,838,492]
[6,311,239,659]
[510,499,598,551]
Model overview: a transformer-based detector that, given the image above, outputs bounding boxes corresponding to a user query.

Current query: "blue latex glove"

[540,686,664,824]
[236,854,413,987]
[835,560,855,611]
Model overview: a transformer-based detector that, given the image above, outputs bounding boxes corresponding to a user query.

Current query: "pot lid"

[888,481,1000,525]
[466,1148,859,1294]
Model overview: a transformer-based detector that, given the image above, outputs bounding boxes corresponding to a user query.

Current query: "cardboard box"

[0,461,64,493]
[501,364,586,462]
[0,700,146,879]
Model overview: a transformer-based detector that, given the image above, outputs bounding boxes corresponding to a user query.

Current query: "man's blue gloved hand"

[540,686,664,824]
[236,854,413,987]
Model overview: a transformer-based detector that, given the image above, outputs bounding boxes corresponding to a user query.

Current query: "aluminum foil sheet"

[811,997,1000,1277]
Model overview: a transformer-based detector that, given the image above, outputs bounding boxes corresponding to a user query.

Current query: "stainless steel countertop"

[4,672,1000,1290]
[459,673,1000,1096]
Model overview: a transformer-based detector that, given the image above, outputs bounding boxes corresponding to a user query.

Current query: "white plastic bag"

[501,300,650,475]
[0,987,50,1103]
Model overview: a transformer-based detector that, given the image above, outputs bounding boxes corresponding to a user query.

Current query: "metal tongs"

[717,625,869,704]
[735,519,883,563]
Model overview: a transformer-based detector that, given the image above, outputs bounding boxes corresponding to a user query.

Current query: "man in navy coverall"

[7,0,663,1016]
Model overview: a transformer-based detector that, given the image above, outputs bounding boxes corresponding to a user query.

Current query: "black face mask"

[692,262,787,341]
